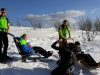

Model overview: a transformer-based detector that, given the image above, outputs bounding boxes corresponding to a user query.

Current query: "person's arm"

[51,41,60,50]
[19,39,34,54]
[67,26,71,38]
[21,44,34,54]
[59,26,66,39]
[6,18,10,33]
[77,46,84,54]
[72,52,77,65]
[7,23,10,33]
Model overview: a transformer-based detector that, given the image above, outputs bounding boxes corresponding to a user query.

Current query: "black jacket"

[51,41,76,66]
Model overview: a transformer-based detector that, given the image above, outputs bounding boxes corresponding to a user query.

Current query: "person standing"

[0,8,11,61]
[58,20,71,39]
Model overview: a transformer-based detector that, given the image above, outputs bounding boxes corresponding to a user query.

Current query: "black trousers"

[51,64,71,75]
[0,32,8,55]
[32,46,48,57]
[77,54,98,67]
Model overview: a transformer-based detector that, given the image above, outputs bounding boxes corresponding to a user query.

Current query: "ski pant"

[77,54,98,67]
[0,32,8,56]
[32,46,48,57]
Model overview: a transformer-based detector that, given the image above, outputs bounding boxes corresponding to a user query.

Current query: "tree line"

[10,16,100,41]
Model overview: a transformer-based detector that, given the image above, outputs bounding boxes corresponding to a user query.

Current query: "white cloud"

[25,10,85,25]
[91,8,100,13]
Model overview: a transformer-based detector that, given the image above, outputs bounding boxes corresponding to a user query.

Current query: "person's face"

[24,34,28,40]
[59,42,63,47]
[1,10,6,16]
[76,44,80,48]
[63,22,67,25]
[0,11,1,15]
[58,39,64,46]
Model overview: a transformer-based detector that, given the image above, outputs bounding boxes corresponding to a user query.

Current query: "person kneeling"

[51,39,76,75]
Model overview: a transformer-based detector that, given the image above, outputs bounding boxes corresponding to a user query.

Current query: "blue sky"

[0,0,100,27]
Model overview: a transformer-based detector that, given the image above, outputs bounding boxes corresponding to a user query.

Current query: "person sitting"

[68,41,100,68]
[68,41,84,54]
[16,34,53,58]
[51,39,76,75]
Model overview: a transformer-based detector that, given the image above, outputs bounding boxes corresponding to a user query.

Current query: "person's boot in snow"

[2,54,13,62]
[44,51,53,58]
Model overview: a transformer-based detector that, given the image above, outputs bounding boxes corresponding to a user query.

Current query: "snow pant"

[32,46,48,57]
[76,54,98,67]
[51,64,71,75]
[0,32,8,56]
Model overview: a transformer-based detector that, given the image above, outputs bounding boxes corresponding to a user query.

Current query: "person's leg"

[2,34,8,56]
[33,46,47,55]
[51,65,62,75]
[78,54,98,67]
[76,54,85,60]
[0,35,3,54]
[59,65,70,75]
[57,59,62,65]
[87,54,97,63]
[32,46,52,58]
[2,34,12,60]
[0,35,3,60]
[87,54,98,67]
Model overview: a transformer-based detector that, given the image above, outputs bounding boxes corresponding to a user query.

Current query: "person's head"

[21,34,28,40]
[63,20,67,25]
[58,39,68,48]
[75,41,80,47]
[63,39,69,50]
[0,8,6,16]
[58,39,64,46]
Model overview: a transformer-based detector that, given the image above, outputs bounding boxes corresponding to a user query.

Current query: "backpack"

[58,25,68,32]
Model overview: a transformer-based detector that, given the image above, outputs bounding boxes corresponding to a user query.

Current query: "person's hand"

[77,51,84,54]
[63,38,67,42]
[58,39,63,43]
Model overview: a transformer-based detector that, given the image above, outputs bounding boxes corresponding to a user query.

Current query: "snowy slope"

[0,27,100,75]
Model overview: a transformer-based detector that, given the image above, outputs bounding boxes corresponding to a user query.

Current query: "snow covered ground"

[0,27,100,75]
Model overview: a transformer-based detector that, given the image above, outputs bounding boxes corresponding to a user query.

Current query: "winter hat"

[63,20,67,22]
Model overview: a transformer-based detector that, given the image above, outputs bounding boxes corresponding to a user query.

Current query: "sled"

[67,38,99,69]
[78,59,99,69]
[8,33,41,62]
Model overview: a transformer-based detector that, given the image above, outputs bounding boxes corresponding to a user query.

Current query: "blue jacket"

[16,37,34,54]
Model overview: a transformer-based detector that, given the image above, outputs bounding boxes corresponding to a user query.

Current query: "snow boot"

[1,54,13,63]
[44,51,53,58]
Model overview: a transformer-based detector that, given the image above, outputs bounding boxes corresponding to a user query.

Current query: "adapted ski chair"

[67,38,99,69]
[8,33,39,62]
[78,60,99,69]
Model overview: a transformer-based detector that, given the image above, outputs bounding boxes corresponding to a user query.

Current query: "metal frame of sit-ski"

[8,33,42,62]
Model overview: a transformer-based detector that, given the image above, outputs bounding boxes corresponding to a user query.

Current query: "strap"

[0,28,7,32]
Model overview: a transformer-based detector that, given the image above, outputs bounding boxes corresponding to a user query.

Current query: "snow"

[0,26,100,75]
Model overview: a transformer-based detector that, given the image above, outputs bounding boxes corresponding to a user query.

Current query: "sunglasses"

[2,12,6,13]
